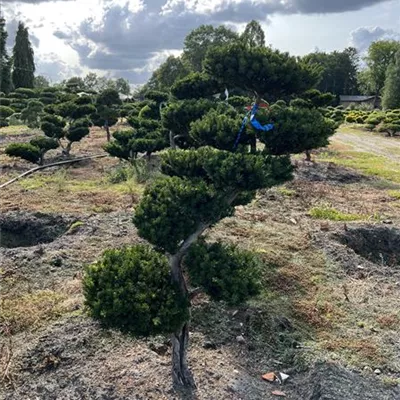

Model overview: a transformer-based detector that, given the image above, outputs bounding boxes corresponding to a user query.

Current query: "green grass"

[317,150,400,184]
[309,205,370,221]
[277,186,297,197]
[18,172,143,195]
[67,221,85,233]
[388,190,400,200]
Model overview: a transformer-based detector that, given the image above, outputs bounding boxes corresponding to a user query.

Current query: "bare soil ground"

[1,125,400,399]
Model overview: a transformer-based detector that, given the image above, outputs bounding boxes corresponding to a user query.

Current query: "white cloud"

[2,0,398,83]
[350,26,400,54]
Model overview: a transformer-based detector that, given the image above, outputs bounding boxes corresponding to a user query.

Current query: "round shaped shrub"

[9,92,27,100]
[289,98,311,108]
[228,96,251,109]
[356,116,365,124]
[15,88,37,98]
[345,115,356,123]
[83,245,189,336]
[139,103,158,120]
[71,104,96,119]
[8,113,22,126]
[185,241,261,305]
[30,137,59,152]
[144,90,169,104]
[5,143,41,164]
[75,95,93,105]
[0,106,16,119]
[0,98,11,106]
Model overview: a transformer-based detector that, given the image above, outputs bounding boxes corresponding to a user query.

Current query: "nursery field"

[1,124,400,399]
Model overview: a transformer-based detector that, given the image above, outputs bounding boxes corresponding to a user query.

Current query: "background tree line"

[139,21,400,108]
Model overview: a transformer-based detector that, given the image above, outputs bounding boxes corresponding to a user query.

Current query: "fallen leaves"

[262,372,276,382]
[272,390,286,397]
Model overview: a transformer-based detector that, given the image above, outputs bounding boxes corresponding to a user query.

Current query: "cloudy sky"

[2,0,400,84]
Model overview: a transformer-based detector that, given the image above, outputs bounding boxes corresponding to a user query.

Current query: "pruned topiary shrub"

[30,136,59,164]
[6,136,59,165]
[171,72,221,100]
[0,119,9,128]
[83,245,189,336]
[185,241,261,305]
[260,102,336,161]
[64,119,90,155]
[41,114,66,139]
[20,100,44,128]
[0,106,15,119]
[5,143,41,164]
[0,98,11,106]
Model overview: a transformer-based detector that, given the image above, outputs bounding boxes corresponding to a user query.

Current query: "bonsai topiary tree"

[5,136,58,165]
[107,101,169,162]
[63,118,90,155]
[104,129,136,161]
[132,119,293,387]
[40,112,90,156]
[93,88,122,141]
[119,103,139,119]
[20,99,44,128]
[85,38,334,389]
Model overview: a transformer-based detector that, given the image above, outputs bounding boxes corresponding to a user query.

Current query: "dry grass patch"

[1,291,69,334]
[0,278,84,334]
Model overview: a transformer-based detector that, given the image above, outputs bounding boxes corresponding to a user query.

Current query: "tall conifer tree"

[12,22,35,89]
[0,17,12,94]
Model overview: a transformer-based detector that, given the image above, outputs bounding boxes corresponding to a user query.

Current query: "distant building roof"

[340,95,376,102]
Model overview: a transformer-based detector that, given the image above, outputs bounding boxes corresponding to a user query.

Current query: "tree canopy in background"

[302,47,359,96]
[382,50,400,110]
[241,20,266,48]
[142,56,191,93]
[183,25,239,72]
[359,40,400,96]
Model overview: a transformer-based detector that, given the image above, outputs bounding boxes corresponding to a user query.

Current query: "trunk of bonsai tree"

[169,253,195,388]
[167,192,239,388]
[169,131,176,150]
[105,119,111,142]
[61,141,72,157]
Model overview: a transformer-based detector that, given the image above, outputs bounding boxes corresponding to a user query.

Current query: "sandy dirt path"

[334,129,400,162]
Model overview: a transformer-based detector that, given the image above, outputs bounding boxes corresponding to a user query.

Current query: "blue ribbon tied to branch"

[233,103,274,150]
